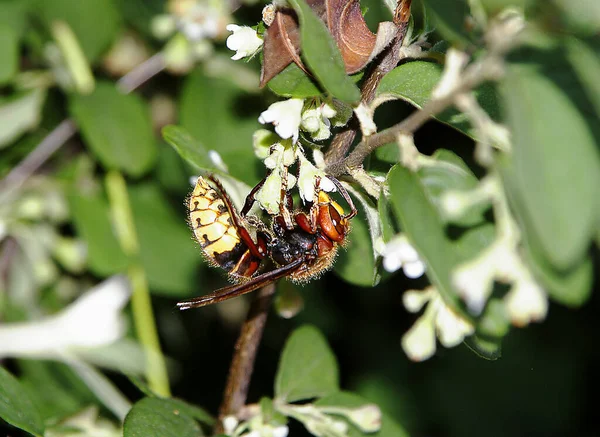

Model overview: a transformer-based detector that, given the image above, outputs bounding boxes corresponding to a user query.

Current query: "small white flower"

[300,102,337,141]
[401,286,474,361]
[504,272,548,327]
[226,24,264,60]
[0,276,130,359]
[259,99,304,143]
[179,4,222,42]
[222,416,239,436]
[380,234,426,279]
[296,152,335,203]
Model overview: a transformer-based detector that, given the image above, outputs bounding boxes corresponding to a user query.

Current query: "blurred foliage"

[1,0,600,436]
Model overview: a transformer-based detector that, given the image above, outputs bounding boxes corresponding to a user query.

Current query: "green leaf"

[70,82,157,177]
[477,297,510,339]
[565,37,600,118]
[0,0,32,39]
[275,325,339,403]
[378,190,396,243]
[267,62,322,98]
[179,72,262,185]
[376,61,500,139]
[0,89,47,149]
[35,0,121,62]
[315,391,409,437]
[69,184,129,277]
[129,183,203,296]
[162,125,214,171]
[500,65,600,270]
[0,25,18,85]
[334,186,379,286]
[498,154,593,308]
[553,0,600,34]
[123,397,204,437]
[387,164,464,312]
[526,248,593,308]
[419,150,489,226]
[421,0,471,45]
[19,360,99,422]
[158,398,214,426]
[287,0,361,103]
[0,366,45,437]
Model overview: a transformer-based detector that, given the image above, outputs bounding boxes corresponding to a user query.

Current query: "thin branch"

[215,284,277,434]
[0,120,77,202]
[324,0,413,166]
[0,54,166,200]
[327,54,504,178]
[117,53,166,94]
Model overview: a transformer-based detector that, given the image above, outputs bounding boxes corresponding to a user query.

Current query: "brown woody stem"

[214,283,277,434]
[324,0,413,167]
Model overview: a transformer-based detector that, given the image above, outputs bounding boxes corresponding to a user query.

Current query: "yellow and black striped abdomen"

[188,177,248,273]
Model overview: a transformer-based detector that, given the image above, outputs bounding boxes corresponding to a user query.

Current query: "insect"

[177,174,357,310]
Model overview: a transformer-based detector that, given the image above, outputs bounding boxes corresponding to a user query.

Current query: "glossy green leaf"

[123,397,204,437]
[287,0,361,103]
[0,25,18,85]
[0,89,47,149]
[35,0,121,62]
[267,62,322,98]
[387,164,463,311]
[315,391,409,437]
[335,186,380,286]
[69,185,129,277]
[129,183,202,296]
[275,325,339,403]
[500,65,600,270]
[179,72,261,184]
[0,366,45,437]
[162,125,214,171]
[376,61,500,139]
[70,82,157,177]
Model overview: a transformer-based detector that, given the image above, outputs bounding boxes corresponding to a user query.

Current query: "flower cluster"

[401,286,475,361]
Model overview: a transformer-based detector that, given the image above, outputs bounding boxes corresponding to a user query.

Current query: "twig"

[0,120,77,202]
[215,284,277,434]
[324,0,413,166]
[0,54,166,200]
[117,53,166,94]
[327,53,504,177]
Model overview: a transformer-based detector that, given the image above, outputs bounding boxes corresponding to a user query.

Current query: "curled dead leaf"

[260,0,401,87]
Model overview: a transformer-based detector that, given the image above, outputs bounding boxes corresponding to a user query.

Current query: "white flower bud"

[401,309,437,362]
[226,24,263,60]
[346,404,382,433]
[296,153,335,203]
[505,277,548,327]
